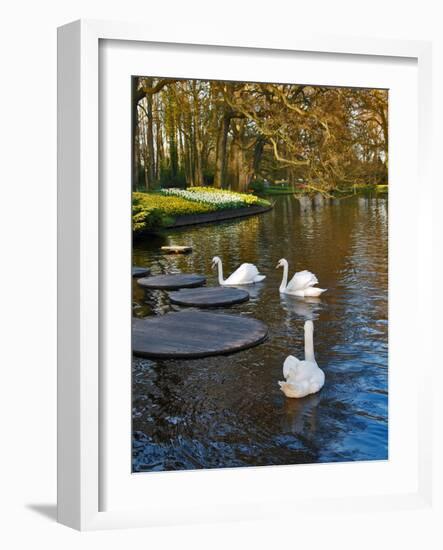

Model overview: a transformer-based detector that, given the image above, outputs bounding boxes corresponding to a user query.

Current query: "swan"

[276,258,326,297]
[211,256,266,286]
[278,320,325,398]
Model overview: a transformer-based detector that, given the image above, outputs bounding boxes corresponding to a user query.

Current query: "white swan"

[276,258,326,297]
[278,320,325,398]
[211,256,266,286]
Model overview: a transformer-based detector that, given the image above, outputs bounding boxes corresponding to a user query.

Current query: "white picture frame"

[57,19,436,531]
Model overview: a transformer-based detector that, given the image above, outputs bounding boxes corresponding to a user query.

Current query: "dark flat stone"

[132,310,268,359]
[137,273,206,290]
[132,266,151,278]
[169,286,249,308]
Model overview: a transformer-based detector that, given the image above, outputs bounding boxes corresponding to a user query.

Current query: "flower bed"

[133,192,213,233]
[133,188,271,234]
[162,187,270,210]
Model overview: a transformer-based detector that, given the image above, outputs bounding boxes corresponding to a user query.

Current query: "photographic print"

[131,77,388,473]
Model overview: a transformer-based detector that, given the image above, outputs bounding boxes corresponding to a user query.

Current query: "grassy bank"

[259,185,299,196]
[133,187,271,234]
[255,182,389,197]
[331,183,389,196]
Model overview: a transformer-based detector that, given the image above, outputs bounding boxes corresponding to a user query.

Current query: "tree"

[132,77,388,193]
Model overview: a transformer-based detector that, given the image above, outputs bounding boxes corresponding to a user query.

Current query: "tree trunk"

[214,113,230,188]
[193,115,204,186]
[192,84,204,186]
[146,86,155,187]
[168,111,178,181]
[249,138,265,185]
[229,135,242,191]
[230,121,251,192]
[169,126,178,180]
[140,115,149,191]
[238,153,249,192]
[131,78,140,190]
[155,119,161,181]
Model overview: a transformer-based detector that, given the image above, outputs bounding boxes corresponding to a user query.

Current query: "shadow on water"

[132,195,388,472]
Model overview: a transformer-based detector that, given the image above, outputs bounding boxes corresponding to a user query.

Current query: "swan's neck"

[279,262,288,292]
[304,327,315,363]
[216,261,224,284]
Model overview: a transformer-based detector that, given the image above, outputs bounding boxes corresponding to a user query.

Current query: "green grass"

[259,186,301,195]
[256,182,389,199]
[331,183,389,196]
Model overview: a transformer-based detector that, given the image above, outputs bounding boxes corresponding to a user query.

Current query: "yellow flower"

[133,189,270,234]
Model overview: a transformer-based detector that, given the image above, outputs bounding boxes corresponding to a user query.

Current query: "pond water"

[132,194,388,472]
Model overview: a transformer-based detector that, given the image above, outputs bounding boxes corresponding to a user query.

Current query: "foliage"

[133,78,388,194]
[259,186,299,196]
[133,191,213,234]
[158,166,187,189]
[132,194,169,233]
[249,180,266,193]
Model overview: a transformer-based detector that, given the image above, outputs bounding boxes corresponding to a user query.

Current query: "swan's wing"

[238,263,259,277]
[225,263,259,284]
[286,270,319,292]
[302,286,327,297]
[283,355,301,380]
[281,361,325,397]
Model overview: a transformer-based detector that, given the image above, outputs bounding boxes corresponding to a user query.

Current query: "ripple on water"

[132,195,388,472]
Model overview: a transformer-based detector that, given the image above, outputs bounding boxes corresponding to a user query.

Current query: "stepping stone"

[161,245,192,254]
[137,273,206,290]
[132,266,151,278]
[169,286,249,308]
[132,310,268,359]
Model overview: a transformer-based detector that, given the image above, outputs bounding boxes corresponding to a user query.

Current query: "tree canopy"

[132,77,388,193]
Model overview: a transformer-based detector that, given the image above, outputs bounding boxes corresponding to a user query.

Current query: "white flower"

[161,187,250,209]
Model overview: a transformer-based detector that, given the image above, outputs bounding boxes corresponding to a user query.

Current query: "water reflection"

[132,195,388,471]
[297,195,312,214]
[280,294,323,321]
[281,392,322,435]
[232,282,265,301]
[313,193,326,208]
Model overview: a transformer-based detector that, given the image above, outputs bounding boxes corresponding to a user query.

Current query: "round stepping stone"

[132,310,268,359]
[137,273,206,290]
[169,286,249,308]
[132,266,150,278]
